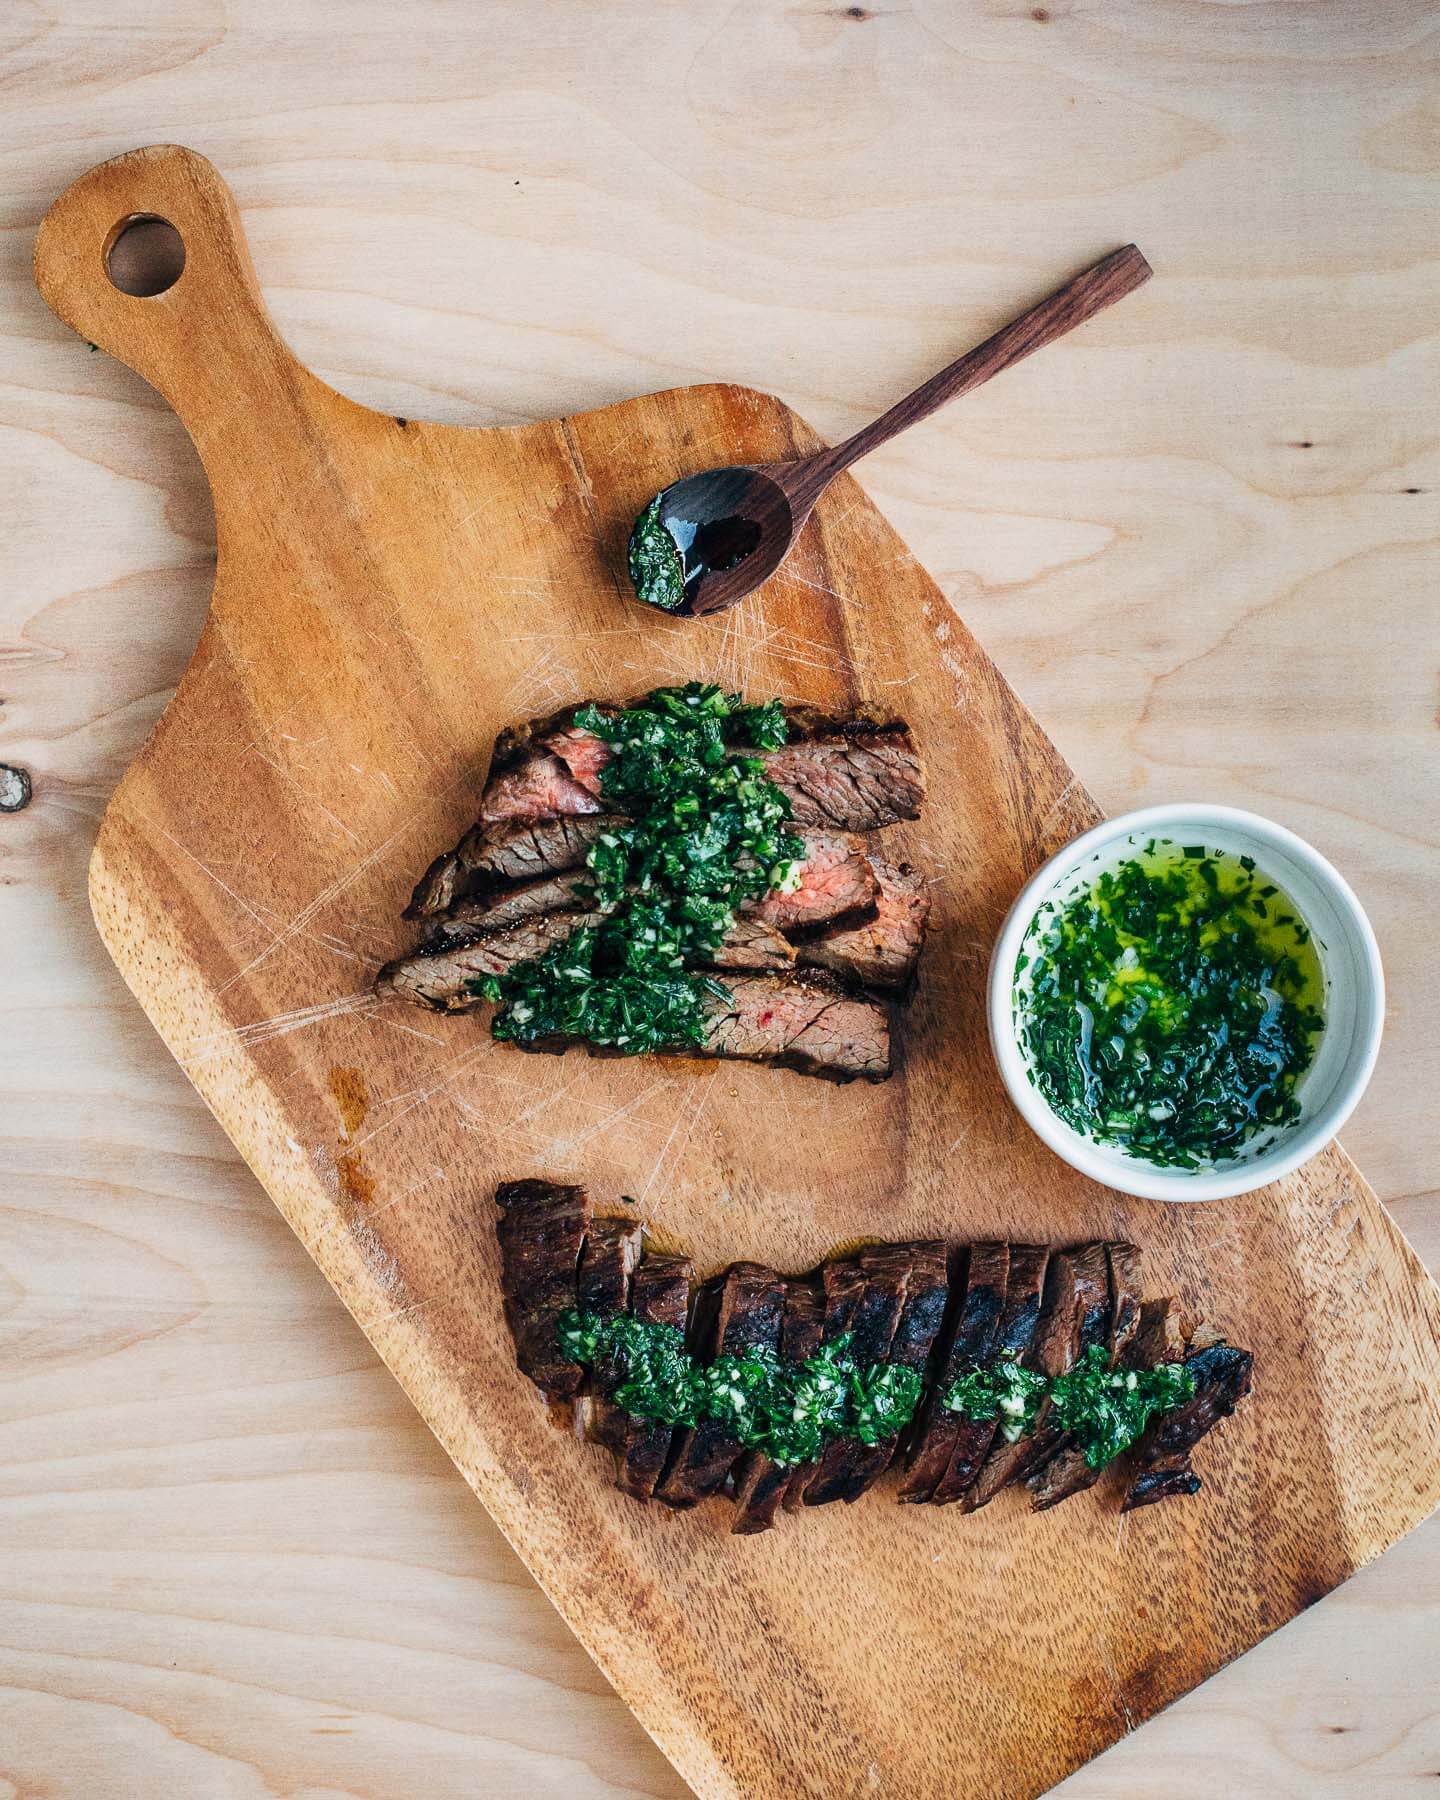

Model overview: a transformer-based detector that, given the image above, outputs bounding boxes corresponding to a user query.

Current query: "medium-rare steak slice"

[831,1241,950,1505]
[964,1243,1110,1511]
[899,1242,1008,1504]
[479,703,925,835]
[731,1274,825,1535]
[759,729,924,833]
[576,1219,645,1457]
[1122,1326,1253,1512]
[481,752,604,825]
[405,815,624,916]
[798,861,929,991]
[798,1244,914,1507]
[655,1262,785,1510]
[378,913,605,1012]
[700,972,891,1081]
[1028,1242,1146,1512]
[615,1252,696,1502]
[748,831,878,937]
[422,829,873,954]
[927,1243,1050,1506]
[494,1179,592,1400]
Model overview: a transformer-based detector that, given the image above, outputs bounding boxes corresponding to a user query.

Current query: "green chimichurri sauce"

[471,683,802,1055]
[941,1344,1197,1470]
[1016,840,1325,1168]
[557,1309,925,1466]
[627,497,686,611]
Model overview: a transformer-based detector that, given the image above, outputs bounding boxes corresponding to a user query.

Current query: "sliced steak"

[411,829,867,952]
[750,831,878,937]
[1121,1332,1254,1512]
[700,972,891,1081]
[798,861,929,992]
[481,706,924,836]
[378,913,602,1012]
[422,871,596,947]
[781,1255,871,1511]
[480,751,604,825]
[758,729,924,833]
[494,1179,592,1400]
[405,815,624,917]
[576,1220,645,1456]
[834,1241,950,1505]
[1028,1242,1146,1512]
[615,1252,695,1502]
[731,1274,826,1535]
[899,1242,1009,1505]
[798,1244,915,1507]
[654,1262,785,1510]
[964,1243,1109,1512]
[930,1243,1051,1506]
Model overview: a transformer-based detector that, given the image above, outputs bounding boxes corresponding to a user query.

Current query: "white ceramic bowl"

[987,804,1385,1202]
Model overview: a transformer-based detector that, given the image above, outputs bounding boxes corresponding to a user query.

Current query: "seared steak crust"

[615,1252,695,1502]
[899,1242,1009,1505]
[577,1220,644,1457]
[1121,1338,1254,1512]
[1028,1242,1145,1512]
[929,1243,1051,1506]
[655,1263,785,1510]
[494,1179,592,1400]
[495,1193,1254,1527]
[799,1244,914,1507]
[731,1274,826,1535]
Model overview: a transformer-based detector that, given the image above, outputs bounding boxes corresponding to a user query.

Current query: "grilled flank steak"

[383,686,931,1080]
[495,1183,1254,1533]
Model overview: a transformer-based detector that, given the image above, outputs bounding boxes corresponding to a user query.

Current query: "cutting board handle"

[34,145,321,470]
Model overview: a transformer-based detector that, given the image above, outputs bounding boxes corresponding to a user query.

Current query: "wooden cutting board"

[35,145,1440,1800]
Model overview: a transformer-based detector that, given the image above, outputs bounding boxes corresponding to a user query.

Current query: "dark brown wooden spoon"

[632,243,1152,617]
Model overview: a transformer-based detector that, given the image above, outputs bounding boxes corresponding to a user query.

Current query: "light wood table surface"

[3,5,1437,1795]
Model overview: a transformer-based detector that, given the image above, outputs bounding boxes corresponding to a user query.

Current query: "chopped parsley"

[1015,841,1326,1167]
[1050,1343,1195,1469]
[471,684,803,1055]
[941,1356,1049,1442]
[941,1345,1196,1468]
[627,496,686,611]
[556,1312,922,1466]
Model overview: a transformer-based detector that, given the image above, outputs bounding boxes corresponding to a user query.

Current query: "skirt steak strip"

[731,1274,826,1535]
[898,1242,1009,1504]
[494,1179,592,1400]
[655,1263,785,1509]
[1028,1242,1145,1512]
[615,1252,696,1502]
[576,1220,645,1457]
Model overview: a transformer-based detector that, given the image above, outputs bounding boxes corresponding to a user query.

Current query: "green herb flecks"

[1015,841,1325,1168]
[941,1356,1049,1442]
[556,1313,923,1467]
[471,684,803,1056]
[940,1345,1197,1467]
[627,496,686,611]
[1049,1343,1195,1470]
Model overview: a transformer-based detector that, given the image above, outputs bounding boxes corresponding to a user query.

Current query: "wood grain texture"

[4,6,1440,1796]
[18,135,1440,1800]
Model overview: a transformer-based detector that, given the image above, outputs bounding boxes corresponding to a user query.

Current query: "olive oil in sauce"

[1016,840,1325,1169]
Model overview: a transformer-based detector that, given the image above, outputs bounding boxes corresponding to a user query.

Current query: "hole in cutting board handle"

[105,215,186,297]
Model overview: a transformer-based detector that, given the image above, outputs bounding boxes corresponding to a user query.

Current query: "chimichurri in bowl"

[988,805,1384,1202]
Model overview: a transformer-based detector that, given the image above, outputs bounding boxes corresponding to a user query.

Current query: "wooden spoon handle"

[785,244,1152,505]
[34,145,316,464]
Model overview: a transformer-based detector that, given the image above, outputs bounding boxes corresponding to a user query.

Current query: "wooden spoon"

[634,243,1152,617]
